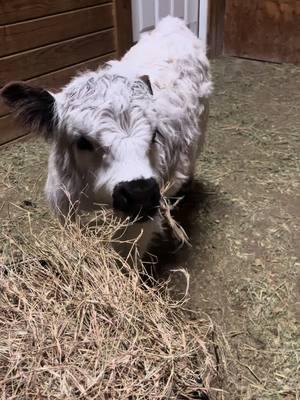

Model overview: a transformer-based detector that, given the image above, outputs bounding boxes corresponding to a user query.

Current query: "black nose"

[113,178,161,221]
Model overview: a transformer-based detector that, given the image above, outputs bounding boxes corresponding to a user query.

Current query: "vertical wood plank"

[207,0,225,57]
[114,0,133,58]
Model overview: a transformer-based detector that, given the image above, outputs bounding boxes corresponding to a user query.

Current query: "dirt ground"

[0,57,299,399]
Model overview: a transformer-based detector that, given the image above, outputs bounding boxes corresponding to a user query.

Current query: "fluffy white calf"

[1,16,212,255]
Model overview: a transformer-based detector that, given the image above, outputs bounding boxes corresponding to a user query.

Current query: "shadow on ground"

[153,180,229,279]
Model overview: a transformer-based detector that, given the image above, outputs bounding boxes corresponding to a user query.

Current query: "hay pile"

[0,211,218,399]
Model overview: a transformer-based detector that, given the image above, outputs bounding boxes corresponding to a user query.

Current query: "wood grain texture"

[0,29,115,85]
[114,0,133,58]
[0,4,113,57]
[0,53,116,117]
[28,53,116,91]
[0,53,116,145]
[0,114,27,146]
[0,0,133,145]
[207,0,225,57]
[224,0,300,64]
[0,0,110,25]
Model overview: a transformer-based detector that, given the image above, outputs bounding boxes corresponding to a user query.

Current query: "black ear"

[139,75,153,95]
[1,82,56,137]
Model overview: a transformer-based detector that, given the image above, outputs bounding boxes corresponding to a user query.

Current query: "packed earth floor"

[0,57,299,399]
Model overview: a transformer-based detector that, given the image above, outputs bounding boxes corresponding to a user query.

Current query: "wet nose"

[113,178,161,221]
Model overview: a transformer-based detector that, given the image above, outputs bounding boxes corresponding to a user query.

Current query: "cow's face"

[1,73,162,221]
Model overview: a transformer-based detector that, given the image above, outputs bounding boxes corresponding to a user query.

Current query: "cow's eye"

[152,130,158,144]
[76,136,94,151]
[152,129,162,144]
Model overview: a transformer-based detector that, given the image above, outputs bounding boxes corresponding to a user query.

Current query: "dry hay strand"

[0,210,220,400]
[160,182,191,249]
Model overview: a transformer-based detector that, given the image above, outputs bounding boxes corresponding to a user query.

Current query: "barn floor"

[0,57,299,399]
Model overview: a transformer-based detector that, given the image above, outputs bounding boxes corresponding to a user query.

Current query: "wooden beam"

[0,53,116,118]
[0,4,113,57]
[113,0,133,58]
[0,29,115,85]
[0,53,115,145]
[0,0,110,25]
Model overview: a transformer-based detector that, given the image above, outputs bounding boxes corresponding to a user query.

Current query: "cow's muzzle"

[112,178,161,222]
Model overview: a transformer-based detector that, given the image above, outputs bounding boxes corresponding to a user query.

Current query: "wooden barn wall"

[207,0,225,58]
[0,0,132,146]
[224,0,300,64]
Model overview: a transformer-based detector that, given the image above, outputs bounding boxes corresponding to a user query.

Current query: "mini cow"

[1,17,212,256]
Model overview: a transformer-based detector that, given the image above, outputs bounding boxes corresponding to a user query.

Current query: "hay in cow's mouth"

[0,209,223,399]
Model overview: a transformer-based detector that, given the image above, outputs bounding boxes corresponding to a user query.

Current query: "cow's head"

[1,72,162,221]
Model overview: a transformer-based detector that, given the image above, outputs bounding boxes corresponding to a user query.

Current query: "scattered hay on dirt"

[0,210,221,400]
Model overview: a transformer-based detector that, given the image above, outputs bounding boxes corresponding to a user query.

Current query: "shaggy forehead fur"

[55,72,155,143]
[48,15,211,219]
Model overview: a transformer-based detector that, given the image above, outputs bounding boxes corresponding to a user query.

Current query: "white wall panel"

[186,0,199,35]
[131,0,155,41]
[172,0,184,18]
[131,0,207,50]
[158,0,171,19]
[199,0,208,49]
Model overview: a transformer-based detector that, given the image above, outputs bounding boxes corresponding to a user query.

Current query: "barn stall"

[0,0,133,145]
[0,1,300,399]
